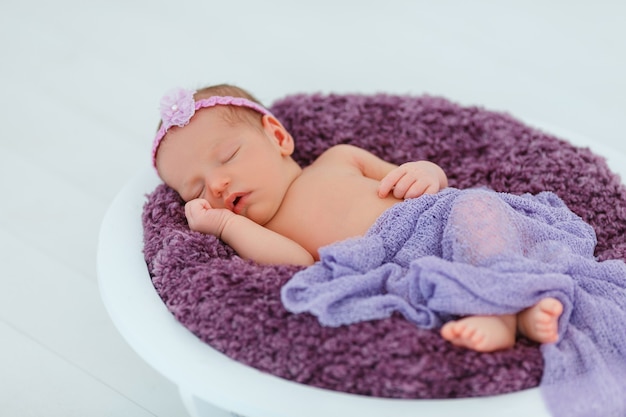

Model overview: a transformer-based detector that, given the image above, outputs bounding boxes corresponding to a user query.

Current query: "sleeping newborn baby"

[153,83,563,353]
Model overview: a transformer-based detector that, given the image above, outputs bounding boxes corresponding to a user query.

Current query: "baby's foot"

[517,297,563,344]
[441,315,517,352]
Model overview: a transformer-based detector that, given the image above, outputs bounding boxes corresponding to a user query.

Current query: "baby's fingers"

[378,168,406,198]
[391,174,417,199]
[404,178,443,199]
[422,182,441,195]
[185,198,211,218]
[403,181,431,199]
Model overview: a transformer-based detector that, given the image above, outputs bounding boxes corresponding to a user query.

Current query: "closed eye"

[224,147,240,163]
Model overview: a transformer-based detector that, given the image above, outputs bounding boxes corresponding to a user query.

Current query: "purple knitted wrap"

[142,93,626,399]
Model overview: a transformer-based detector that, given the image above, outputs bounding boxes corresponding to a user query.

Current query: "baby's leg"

[441,314,517,352]
[517,297,563,344]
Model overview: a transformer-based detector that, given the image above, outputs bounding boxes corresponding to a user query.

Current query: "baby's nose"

[208,177,229,198]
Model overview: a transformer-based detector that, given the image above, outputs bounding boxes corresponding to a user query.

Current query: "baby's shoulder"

[312,144,363,166]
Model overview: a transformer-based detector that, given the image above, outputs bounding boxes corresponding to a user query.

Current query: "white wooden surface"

[1,1,624,415]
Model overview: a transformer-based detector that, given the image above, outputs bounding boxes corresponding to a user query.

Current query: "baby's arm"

[185,199,315,266]
[336,144,448,199]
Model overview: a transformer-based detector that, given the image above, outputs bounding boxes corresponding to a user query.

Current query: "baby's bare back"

[265,157,401,259]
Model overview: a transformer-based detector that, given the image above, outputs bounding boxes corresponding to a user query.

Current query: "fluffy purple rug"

[142,93,626,399]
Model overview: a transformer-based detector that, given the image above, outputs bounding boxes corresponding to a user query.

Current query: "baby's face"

[156,107,296,226]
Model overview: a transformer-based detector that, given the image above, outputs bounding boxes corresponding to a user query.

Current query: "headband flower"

[159,88,196,130]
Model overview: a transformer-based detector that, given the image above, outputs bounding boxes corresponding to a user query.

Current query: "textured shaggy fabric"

[282,187,626,417]
[142,93,626,400]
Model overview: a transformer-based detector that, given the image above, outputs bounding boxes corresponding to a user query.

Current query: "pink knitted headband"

[152,88,272,167]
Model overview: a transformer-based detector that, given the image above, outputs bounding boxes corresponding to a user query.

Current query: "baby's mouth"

[229,193,248,214]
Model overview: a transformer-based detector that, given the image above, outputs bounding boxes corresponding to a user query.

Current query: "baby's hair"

[194,84,266,129]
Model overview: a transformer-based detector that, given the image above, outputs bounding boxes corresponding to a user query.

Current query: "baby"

[153,84,563,353]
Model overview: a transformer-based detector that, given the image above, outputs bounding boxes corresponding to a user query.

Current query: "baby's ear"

[262,115,294,156]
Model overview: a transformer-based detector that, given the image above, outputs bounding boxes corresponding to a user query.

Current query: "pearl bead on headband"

[151,87,273,168]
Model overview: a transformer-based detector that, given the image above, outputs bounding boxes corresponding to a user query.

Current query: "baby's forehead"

[195,105,260,128]
[171,109,253,146]
[162,105,263,155]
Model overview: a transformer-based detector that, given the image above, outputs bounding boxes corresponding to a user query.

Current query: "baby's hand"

[185,198,234,238]
[378,161,447,199]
